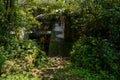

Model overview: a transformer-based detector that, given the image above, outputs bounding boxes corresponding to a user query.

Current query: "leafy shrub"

[67,0,120,49]
[0,48,5,73]
[0,39,47,79]
[71,37,120,74]
[54,68,118,80]
[0,72,42,80]
[2,39,46,68]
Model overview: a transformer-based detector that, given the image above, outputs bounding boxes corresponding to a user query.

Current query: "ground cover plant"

[0,0,120,80]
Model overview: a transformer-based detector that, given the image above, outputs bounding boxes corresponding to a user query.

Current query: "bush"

[0,72,42,80]
[54,68,118,80]
[71,37,120,74]
[0,52,5,73]
[2,39,46,68]
[68,0,120,49]
[0,39,47,78]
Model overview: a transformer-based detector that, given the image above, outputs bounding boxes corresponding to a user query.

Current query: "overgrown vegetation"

[0,0,120,80]
[0,0,46,79]
[71,37,120,79]
[69,0,120,79]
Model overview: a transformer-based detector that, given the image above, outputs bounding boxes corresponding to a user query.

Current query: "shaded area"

[29,57,82,80]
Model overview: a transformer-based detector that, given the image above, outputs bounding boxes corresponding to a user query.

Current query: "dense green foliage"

[54,67,118,80]
[4,39,45,65]
[68,0,120,42]
[0,0,46,79]
[0,0,120,79]
[70,0,120,79]
[0,54,5,72]
[71,37,120,75]
[0,71,42,80]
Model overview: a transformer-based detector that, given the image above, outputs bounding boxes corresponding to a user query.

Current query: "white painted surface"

[54,23,63,32]
[54,23,64,39]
